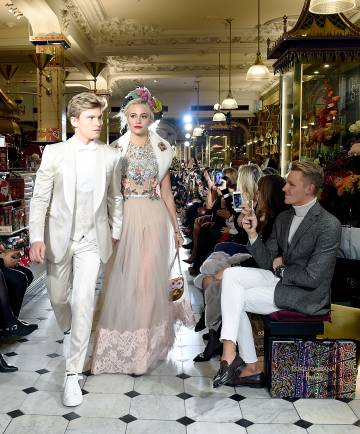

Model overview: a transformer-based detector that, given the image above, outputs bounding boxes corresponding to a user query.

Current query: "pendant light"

[246,0,270,81]
[221,19,238,110]
[213,53,226,122]
[309,0,355,14]
[193,80,204,137]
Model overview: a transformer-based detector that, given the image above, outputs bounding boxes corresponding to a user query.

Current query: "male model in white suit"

[29,92,122,407]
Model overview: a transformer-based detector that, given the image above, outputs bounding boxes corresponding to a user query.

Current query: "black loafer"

[213,354,243,388]
[0,320,38,337]
[193,330,222,362]
[194,312,206,332]
[0,353,18,373]
[226,372,265,388]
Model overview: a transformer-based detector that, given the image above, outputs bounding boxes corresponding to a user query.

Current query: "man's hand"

[29,241,46,264]
[2,251,19,268]
[272,256,284,270]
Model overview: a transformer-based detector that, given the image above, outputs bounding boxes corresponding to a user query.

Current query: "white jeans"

[47,238,101,373]
[220,267,280,364]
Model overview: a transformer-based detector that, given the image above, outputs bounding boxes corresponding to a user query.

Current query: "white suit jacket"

[111,130,174,182]
[29,136,122,264]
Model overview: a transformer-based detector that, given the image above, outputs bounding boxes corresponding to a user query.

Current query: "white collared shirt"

[73,136,97,193]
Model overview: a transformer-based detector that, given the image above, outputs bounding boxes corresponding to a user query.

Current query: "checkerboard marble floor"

[1,264,360,434]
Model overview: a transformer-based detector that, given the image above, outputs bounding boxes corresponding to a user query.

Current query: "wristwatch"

[274,265,285,279]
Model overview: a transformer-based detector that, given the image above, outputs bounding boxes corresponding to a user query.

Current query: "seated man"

[0,250,37,373]
[213,160,341,388]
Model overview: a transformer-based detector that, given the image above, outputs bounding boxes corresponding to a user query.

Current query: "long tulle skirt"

[91,197,176,375]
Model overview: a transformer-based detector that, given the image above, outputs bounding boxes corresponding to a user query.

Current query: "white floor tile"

[247,424,307,434]
[185,395,242,422]
[74,393,130,418]
[20,391,67,416]
[308,425,360,434]
[4,414,68,434]
[240,398,299,423]
[83,373,134,394]
[0,371,39,389]
[349,399,360,418]
[234,386,271,398]
[184,376,235,397]
[126,420,186,434]
[148,359,183,376]
[294,399,358,424]
[182,359,219,378]
[66,417,126,433]
[130,395,185,420]
[0,387,27,413]
[7,354,64,373]
[0,414,11,432]
[187,422,246,434]
[134,375,184,395]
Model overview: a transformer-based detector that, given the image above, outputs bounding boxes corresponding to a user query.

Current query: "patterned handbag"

[169,250,184,302]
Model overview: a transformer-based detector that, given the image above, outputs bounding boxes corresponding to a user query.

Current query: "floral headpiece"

[124,86,163,114]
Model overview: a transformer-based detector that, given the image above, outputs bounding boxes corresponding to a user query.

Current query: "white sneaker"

[62,372,83,407]
[63,331,71,359]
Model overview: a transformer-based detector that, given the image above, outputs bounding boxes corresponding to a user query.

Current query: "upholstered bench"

[262,310,331,389]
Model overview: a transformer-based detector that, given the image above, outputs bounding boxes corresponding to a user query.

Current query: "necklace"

[129,133,150,148]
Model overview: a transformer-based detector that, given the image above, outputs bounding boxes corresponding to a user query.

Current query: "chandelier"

[309,0,356,14]
[221,19,238,110]
[213,53,226,122]
[246,0,270,81]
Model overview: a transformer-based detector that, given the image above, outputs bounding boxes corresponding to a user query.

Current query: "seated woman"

[193,174,289,362]
[0,250,37,373]
[184,167,238,267]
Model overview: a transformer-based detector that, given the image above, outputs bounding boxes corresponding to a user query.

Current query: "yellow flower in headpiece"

[153,97,163,114]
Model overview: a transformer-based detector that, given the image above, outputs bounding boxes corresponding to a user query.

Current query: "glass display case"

[207,134,228,168]
[268,0,360,175]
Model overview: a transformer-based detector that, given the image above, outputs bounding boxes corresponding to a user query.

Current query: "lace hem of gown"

[173,299,196,328]
[91,320,175,375]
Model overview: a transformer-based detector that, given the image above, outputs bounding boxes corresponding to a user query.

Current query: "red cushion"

[269,310,331,322]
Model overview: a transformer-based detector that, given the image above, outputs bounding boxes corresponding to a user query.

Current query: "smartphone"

[214,170,223,186]
[232,191,243,212]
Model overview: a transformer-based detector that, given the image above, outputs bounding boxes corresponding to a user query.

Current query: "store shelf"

[0,226,29,237]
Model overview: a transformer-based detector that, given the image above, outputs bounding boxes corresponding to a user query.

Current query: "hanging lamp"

[221,19,238,110]
[193,80,204,137]
[213,53,226,122]
[309,0,355,14]
[246,0,270,81]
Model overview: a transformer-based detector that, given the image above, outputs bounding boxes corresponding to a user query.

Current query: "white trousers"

[220,267,280,364]
[47,238,101,373]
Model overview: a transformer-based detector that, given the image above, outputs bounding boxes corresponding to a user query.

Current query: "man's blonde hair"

[67,92,106,120]
[290,160,324,193]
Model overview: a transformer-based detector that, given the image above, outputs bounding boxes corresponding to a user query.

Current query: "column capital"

[30,34,71,49]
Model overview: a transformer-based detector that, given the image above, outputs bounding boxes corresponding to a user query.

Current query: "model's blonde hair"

[67,92,106,119]
[290,160,324,193]
[236,163,263,203]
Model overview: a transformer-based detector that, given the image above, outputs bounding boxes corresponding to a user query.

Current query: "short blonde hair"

[67,92,106,119]
[236,164,263,202]
[290,160,324,193]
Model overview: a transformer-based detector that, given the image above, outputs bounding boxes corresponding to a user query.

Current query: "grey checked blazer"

[247,201,341,315]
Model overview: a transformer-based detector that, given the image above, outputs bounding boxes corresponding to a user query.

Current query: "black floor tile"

[294,419,313,429]
[235,418,253,428]
[176,373,191,380]
[7,410,24,419]
[35,368,50,375]
[63,412,81,421]
[119,414,137,423]
[22,387,38,394]
[176,416,195,426]
[229,393,246,402]
[124,391,140,398]
[176,392,193,400]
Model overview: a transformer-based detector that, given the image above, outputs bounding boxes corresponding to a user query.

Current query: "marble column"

[30,35,70,142]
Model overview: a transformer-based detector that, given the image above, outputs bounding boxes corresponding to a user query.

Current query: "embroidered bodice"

[122,139,160,200]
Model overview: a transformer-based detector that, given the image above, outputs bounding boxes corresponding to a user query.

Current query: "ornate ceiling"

[0,0,359,117]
